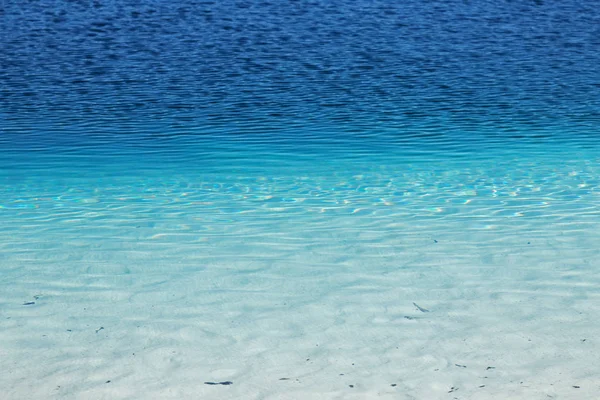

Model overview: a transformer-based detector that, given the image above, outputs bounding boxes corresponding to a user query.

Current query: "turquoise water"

[2,0,600,398]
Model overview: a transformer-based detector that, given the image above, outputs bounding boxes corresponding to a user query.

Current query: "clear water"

[2,1,600,399]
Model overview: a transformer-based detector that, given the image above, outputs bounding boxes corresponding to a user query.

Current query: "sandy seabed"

[2,218,600,400]
[2,154,600,399]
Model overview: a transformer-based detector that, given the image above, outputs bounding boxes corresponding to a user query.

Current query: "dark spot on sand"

[279,378,290,381]
[391,383,397,387]
[573,385,580,388]
[205,381,233,385]
[23,302,35,306]
[95,327,104,333]
[349,385,354,388]
[486,366,495,370]
[413,302,430,312]
[105,380,111,384]
[455,364,467,368]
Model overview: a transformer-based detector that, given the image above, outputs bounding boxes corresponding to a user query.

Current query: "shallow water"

[2,0,600,399]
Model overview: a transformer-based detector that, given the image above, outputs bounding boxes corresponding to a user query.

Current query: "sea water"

[2,1,600,399]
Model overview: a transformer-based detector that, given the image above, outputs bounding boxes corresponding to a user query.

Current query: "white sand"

[2,152,600,399]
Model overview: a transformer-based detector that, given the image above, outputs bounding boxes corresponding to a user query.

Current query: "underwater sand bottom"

[2,230,599,400]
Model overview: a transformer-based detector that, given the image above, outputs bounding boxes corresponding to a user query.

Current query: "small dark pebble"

[391,383,397,387]
[434,240,438,243]
[105,380,111,384]
[448,386,458,393]
[279,378,290,381]
[573,386,580,389]
[349,385,354,388]
[23,302,35,306]
[486,366,495,370]
[455,364,466,368]
[205,381,233,386]
[404,316,415,320]
[479,385,485,388]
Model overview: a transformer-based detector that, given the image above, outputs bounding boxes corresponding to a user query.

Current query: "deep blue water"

[2,0,600,155]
